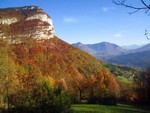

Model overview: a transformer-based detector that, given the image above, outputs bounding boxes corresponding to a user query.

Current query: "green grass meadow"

[72,104,150,113]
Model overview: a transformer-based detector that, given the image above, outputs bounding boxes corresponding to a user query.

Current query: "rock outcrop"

[0,6,55,40]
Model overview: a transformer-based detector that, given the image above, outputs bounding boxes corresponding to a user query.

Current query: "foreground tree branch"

[145,29,150,40]
[113,0,150,14]
[113,0,150,39]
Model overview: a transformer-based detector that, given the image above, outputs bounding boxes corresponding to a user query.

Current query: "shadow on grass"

[0,108,43,113]
[114,104,149,113]
[72,104,150,113]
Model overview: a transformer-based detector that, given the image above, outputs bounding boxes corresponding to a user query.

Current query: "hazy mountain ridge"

[126,43,150,54]
[107,50,150,68]
[72,42,126,60]
[121,44,144,50]
[73,42,150,68]
[108,43,150,68]
[72,42,97,55]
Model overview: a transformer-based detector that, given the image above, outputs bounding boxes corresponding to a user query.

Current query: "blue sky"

[0,0,150,45]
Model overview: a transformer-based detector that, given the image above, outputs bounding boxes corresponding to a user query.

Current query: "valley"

[73,42,150,68]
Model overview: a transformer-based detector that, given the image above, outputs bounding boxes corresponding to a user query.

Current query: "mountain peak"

[99,42,119,47]
[0,6,55,41]
[72,42,83,46]
[0,6,41,11]
[72,41,125,60]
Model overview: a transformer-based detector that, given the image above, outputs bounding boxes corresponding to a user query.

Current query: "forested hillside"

[0,36,120,112]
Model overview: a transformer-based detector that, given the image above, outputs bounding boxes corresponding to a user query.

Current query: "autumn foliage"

[0,36,121,112]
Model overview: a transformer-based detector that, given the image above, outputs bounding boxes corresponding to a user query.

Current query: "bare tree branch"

[129,9,141,14]
[113,0,150,14]
[113,0,150,40]
[141,0,150,9]
[145,29,150,40]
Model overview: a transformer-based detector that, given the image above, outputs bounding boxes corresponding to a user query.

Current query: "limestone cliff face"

[0,6,55,40]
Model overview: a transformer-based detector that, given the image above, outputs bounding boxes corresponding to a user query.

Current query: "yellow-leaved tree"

[0,40,18,111]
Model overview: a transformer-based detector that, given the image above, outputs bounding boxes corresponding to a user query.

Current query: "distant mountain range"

[72,42,150,68]
[72,42,126,60]
[107,50,150,68]
[121,44,144,50]
[126,43,150,54]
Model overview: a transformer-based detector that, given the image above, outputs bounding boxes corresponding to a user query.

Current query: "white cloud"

[63,17,77,23]
[114,33,122,37]
[102,7,115,12]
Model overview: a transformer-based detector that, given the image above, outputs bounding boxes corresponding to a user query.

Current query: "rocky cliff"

[0,6,54,41]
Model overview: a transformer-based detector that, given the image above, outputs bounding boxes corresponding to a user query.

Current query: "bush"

[9,78,72,113]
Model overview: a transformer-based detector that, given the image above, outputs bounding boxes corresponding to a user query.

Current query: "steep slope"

[12,36,137,83]
[0,6,54,40]
[12,37,105,78]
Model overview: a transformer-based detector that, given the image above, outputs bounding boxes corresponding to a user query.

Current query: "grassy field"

[72,104,150,113]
